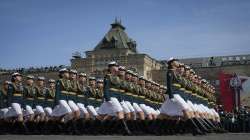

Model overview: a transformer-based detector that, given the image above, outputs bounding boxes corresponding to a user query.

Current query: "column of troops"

[0,58,224,135]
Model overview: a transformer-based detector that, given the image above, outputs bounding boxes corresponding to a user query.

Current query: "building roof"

[94,19,137,53]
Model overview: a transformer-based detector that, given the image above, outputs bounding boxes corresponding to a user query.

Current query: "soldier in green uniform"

[96,79,104,104]
[106,63,122,101]
[176,63,187,99]
[182,65,194,102]
[0,81,10,108]
[46,79,56,107]
[99,61,131,134]
[124,70,133,97]
[153,83,161,106]
[118,66,129,100]
[6,72,26,133]
[23,75,36,107]
[77,72,88,104]
[69,69,78,102]
[35,77,48,107]
[131,72,140,98]
[138,76,146,100]
[145,80,152,104]
[146,81,154,106]
[55,68,71,103]
[157,57,205,135]
[7,72,24,107]
[86,77,97,106]
[158,85,166,104]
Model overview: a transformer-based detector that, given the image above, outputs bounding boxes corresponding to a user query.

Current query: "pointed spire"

[111,17,125,30]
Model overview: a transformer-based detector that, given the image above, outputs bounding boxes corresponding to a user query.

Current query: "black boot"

[185,119,204,136]
[113,119,131,135]
[193,118,210,133]
[72,120,81,135]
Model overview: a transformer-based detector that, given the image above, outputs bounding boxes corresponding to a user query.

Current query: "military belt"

[119,89,125,93]
[186,90,193,94]
[125,92,133,96]
[47,99,54,102]
[96,99,102,102]
[138,96,145,99]
[179,88,185,91]
[131,94,138,97]
[173,83,181,88]
[77,95,85,98]
[68,92,77,95]
[88,97,95,100]
[37,97,45,100]
[110,88,120,92]
[13,93,22,97]
[61,91,69,95]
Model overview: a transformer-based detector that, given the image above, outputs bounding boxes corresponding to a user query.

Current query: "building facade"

[71,19,162,79]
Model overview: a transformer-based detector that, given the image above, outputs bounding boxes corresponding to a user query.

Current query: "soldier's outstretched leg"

[111,119,131,135]
[193,118,210,133]
[185,119,205,135]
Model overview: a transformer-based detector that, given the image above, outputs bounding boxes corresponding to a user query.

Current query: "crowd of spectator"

[0,65,69,75]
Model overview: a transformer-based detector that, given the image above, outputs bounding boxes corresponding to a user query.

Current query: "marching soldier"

[69,69,78,102]
[55,68,71,103]
[86,77,98,106]
[0,81,9,108]
[46,79,56,107]
[138,76,146,100]
[23,75,36,107]
[98,61,131,135]
[35,77,48,107]
[131,72,140,98]
[8,72,24,107]
[124,70,133,97]
[118,66,129,100]
[96,79,104,100]
[77,72,88,103]
[145,80,152,103]
[158,57,204,135]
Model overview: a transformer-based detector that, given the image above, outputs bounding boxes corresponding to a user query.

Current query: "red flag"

[219,71,234,112]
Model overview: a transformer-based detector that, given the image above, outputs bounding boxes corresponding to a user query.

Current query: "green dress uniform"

[107,74,122,101]
[169,71,182,98]
[95,88,103,106]
[150,91,157,107]
[68,80,78,102]
[144,88,151,103]
[166,69,178,99]
[77,82,88,104]
[35,86,48,107]
[23,85,36,107]
[55,79,71,103]
[45,88,56,107]
[120,80,131,101]
[129,83,140,103]
[0,89,8,108]
[86,86,98,106]
[138,86,146,104]
[132,83,140,96]
[7,82,24,106]
[184,79,194,101]
[178,75,188,100]
[125,81,134,97]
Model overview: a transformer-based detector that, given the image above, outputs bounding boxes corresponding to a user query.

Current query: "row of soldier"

[0,58,224,135]
[0,68,167,109]
[167,59,216,107]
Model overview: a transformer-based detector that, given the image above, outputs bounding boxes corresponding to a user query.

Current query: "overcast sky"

[0,0,250,69]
